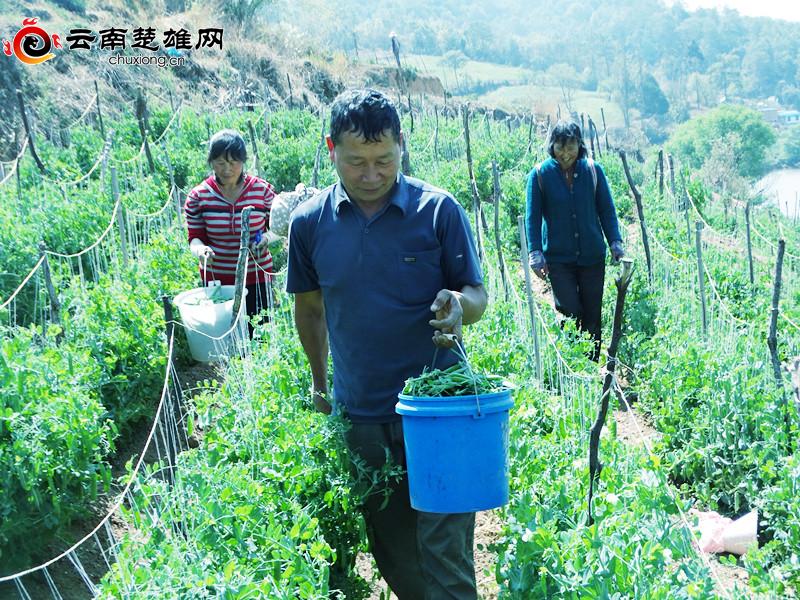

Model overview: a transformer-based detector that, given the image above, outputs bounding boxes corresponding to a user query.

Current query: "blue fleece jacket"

[525,157,622,266]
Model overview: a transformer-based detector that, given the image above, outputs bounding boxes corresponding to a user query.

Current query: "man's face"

[328,129,401,207]
[553,138,579,170]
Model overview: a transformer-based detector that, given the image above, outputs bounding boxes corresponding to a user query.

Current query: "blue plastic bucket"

[395,389,513,513]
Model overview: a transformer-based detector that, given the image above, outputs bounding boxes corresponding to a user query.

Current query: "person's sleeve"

[525,168,543,253]
[184,190,208,244]
[286,211,320,293]
[436,197,483,290]
[263,181,275,224]
[595,164,622,244]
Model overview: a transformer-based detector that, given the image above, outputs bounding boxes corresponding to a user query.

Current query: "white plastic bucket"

[173,285,248,362]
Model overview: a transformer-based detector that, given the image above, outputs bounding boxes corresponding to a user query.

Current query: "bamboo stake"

[38,242,63,342]
[657,149,664,200]
[517,216,542,383]
[786,358,800,428]
[695,222,707,337]
[588,259,634,524]
[491,161,509,301]
[619,150,652,284]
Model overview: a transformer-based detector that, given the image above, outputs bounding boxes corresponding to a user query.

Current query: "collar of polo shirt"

[333,173,408,216]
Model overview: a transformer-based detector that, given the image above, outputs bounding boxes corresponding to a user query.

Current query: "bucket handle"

[430,340,483,418]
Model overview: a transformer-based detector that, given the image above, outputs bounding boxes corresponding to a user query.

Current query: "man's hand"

[312,388,332,415]
[429,289,463,348]
[529,250,548,279]
[610,240,625,263]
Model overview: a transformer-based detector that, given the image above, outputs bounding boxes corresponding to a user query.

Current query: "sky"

[671,0,800,22]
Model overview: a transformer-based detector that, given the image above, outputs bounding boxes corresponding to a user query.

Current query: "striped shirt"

[185,174,275,285]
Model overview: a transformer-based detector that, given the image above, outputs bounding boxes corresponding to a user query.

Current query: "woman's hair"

[547,120,588,160]
[329,89,401,145]
[207,129,248,163]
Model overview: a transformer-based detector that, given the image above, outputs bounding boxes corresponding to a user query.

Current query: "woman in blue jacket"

[525,121,624,361]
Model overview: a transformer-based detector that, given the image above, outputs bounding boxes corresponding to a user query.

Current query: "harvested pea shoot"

[402,361,509,397]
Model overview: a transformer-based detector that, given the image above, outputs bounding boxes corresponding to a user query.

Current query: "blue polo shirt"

[287,174,483,423]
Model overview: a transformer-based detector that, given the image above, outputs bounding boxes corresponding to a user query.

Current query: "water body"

[756,168,800,218]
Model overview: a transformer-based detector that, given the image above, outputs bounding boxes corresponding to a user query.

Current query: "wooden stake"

[695,222,707,337]
[287,74,293,109]
[619,150,653,284]
[767,240,789,448]
[401,134,411,176]
[588,259,634,525]
[17,90,45,173]
[657,149,664,200]
[112,168,129,268]
[246,120,260,177]
[527,114,534,153]
[433,105,439,161]
[517,216,542,383]
[312,115,325,188]
[491,161,509,301]
[162,294,174,342]
[600,107,609,151]
[668,154,676,200]
[94,80,106,140]
[135,90,156,174]
[38,242,63,343]
[462,105,484,263]
[230,206,254,328]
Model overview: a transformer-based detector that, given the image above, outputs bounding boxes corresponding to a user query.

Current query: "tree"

[638,73,669,116]
[778,126,800,167]
[547,63,581,114]
[666,104,776,178]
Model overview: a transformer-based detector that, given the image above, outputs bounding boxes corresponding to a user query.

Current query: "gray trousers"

[345,421,477,600]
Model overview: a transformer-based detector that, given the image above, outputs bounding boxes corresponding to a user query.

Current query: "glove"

[190,242,214,260]
[610,240,625,263]
[528,250,548,279]
[250,230,268,254]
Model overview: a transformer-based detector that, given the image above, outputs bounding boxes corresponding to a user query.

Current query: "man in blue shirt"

[287,89,487,599]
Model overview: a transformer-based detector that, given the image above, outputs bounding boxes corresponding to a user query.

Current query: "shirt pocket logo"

[398,248,444,306]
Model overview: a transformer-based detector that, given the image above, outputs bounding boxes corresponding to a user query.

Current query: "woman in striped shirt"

[185,129,276,335]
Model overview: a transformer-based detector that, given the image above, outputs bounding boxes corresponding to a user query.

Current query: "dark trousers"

[345,421,477,600]
[548,261,605,361]
[244,280,274,337]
